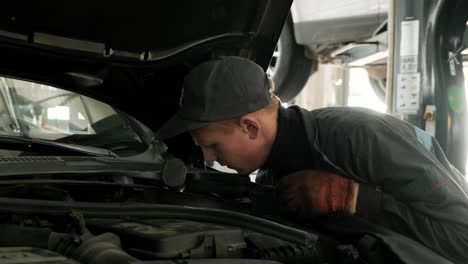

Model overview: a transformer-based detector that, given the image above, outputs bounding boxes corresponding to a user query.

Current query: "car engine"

[0,213,347,264]
[0,169,361,264]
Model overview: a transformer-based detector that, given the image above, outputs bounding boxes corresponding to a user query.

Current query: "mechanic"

[156,56,468,263]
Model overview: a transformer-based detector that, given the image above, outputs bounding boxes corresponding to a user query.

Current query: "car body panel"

[291,0,388,47]
[0,0,292,133]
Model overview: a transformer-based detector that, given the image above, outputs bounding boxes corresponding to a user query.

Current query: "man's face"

[191,122,264,174]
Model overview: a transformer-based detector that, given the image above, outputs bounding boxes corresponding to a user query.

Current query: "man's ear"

[239,116,259,139]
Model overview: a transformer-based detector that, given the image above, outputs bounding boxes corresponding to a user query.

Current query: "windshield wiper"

[0,135,118,158]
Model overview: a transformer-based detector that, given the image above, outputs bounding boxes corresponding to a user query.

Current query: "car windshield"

[0,76,147,157]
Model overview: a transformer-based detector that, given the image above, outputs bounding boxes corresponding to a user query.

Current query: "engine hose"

[0,224,138,264]
[48,232,139,264]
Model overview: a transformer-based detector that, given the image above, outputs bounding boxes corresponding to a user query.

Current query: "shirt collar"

[261,106,314,176]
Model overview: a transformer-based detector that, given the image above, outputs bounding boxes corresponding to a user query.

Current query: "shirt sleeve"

[328,123,468,224]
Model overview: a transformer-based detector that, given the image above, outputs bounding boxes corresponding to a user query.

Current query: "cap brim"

[155,113,210,140]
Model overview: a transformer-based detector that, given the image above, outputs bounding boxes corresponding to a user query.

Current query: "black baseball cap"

[156,56,272,140]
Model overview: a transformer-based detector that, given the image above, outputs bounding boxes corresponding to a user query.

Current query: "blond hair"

[210,79,280,134]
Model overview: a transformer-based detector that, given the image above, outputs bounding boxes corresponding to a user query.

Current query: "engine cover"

[87,219,246,259]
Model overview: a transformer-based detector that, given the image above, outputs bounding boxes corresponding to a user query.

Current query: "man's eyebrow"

[197,140,215,148]
[192,137,209,147]
[198,142,211,147]
[190,135,200,146]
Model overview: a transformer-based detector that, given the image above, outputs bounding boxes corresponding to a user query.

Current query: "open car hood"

[0,0,292,132]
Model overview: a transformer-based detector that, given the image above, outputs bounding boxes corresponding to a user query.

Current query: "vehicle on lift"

[268,0,388,102]
[0,1,465,264]
[274,0,467,174]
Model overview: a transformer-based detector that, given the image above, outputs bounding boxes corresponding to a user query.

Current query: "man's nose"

[201,148,216,162]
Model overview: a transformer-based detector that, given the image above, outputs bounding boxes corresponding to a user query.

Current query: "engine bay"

[0,207,352,264]
[0,177,363,264]
[0,217,323,264]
